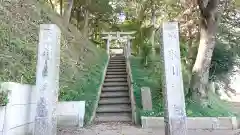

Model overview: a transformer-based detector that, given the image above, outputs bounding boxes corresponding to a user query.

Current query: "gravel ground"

[58,122,240,135]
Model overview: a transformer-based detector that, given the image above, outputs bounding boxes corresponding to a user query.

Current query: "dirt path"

[58,122,239,135]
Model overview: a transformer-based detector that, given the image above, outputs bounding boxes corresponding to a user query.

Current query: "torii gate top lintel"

[101,31,135,56]
[101,31,136,35]
[101,31,136,41]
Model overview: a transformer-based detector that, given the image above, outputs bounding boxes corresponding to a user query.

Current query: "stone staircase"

[95,55,132,122]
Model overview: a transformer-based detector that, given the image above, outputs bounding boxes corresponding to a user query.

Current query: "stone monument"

[162,22,187,135]
[34,24,61,135]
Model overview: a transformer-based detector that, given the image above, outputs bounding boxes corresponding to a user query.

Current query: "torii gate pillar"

[106,38,111,54]
[127,39,131,58]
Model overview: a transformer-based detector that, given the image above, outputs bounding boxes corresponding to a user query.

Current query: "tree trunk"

[189,0,219,101]
[186,18,197,71]
[94,19,99,40]
[150,0,156,56]
[83,9,89,39]
[83,0,91,39]
[60,0,63,16]
[187,26,194,71]
[63,0,74,26]
[49,0,55,10]
[76,9,81,29]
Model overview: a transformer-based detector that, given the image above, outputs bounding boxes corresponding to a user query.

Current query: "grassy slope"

[130,57,235,118]
[0,0,107,123]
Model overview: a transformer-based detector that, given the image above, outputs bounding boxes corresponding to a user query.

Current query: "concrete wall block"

[5,123,34,135]
[29,104,37,124]
[211,117,233,130]
[56,101,85,127]
[57,101,82,115]
[5,104,35,129]
[141,117,165,129]
[187,117,213,129]
[78,101,85,127]
[57,115,79,127]
[141,117,237,130]
[30,86,37,104]
[0,82,87,133]
[1,82,33,105]
[0,107,5,132]
[231,117,238,129]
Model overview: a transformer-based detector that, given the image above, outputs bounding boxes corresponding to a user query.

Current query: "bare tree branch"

[49,0,55,9]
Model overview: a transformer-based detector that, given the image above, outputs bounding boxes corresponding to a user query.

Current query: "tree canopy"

[46,0,239,102]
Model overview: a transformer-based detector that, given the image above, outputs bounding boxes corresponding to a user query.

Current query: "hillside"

[0,0,107,122]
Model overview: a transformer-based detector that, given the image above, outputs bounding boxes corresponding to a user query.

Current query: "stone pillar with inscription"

[34,24,61,135]
[161,22,187,135]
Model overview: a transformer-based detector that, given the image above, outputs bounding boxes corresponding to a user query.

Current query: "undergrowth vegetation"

[0,0,107,123]
[130,35,238,119]
[59,56,108,124]
[130,56,235,119]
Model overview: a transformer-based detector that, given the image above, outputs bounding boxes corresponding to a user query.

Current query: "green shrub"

[210,41,235,80]
[0,84,8,106]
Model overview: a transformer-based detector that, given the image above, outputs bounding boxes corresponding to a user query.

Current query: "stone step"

[107,66,126,70]
[97,104,131,113]
[109,63,126,66]
[109,62,126,64]
[102,86,128,92]
[106,72,127,75]
[107,69,126,72]
[110,57,125,60]
[110,58,125,61]
[95,113,132,122]
[111,54,125,59]
[103,82,128,87]
[110,59,125,62]
[105,78,127,82]
[101,91,129,98]
[108,64,126,67]
[106,74,127,78]
[111,54,124,56]
[109,61,126,64]
[99,97,130,105]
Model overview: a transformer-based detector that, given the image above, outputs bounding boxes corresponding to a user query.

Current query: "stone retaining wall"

[89,56,109,124]
[126,57,137,124]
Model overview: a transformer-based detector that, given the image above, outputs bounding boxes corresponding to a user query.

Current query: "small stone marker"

[141,87,152,110]
[34,24,61,135]
[161,22,187,135]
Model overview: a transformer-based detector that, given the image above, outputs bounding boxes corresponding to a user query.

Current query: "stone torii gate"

[101,31,135,57]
